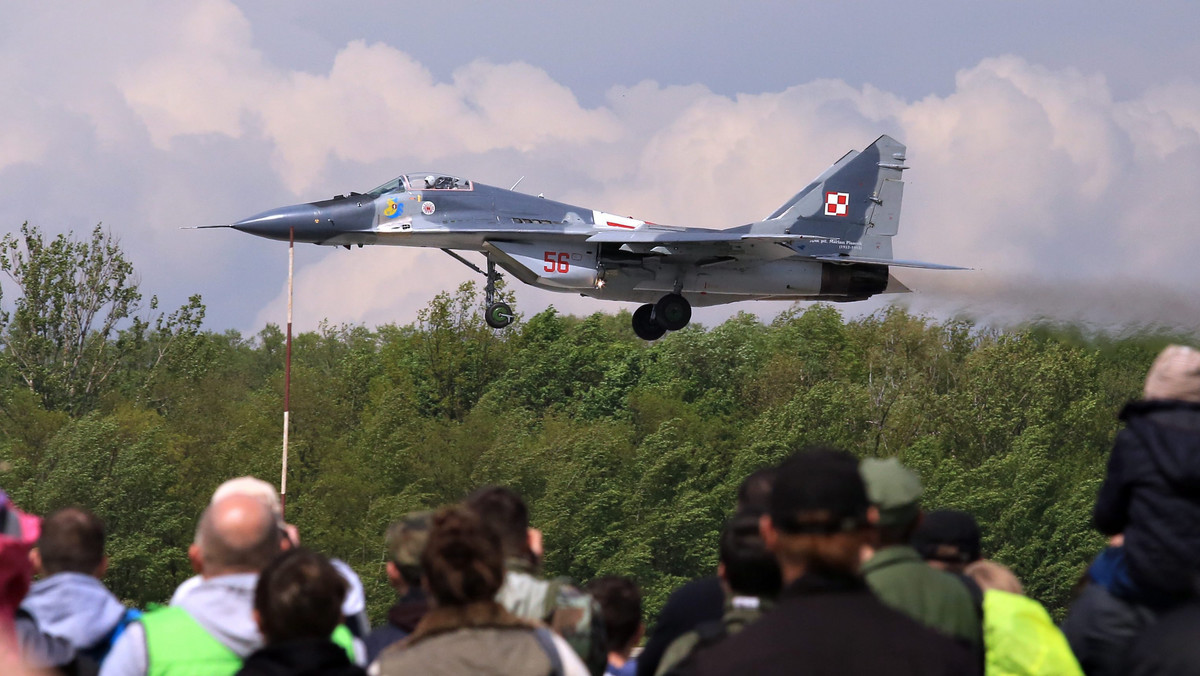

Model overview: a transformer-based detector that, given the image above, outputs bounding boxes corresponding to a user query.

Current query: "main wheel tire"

[653,293,692,331]
[485,302,515,329]
[632,304,666,341]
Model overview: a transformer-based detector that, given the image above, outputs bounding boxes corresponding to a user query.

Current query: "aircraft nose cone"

[232,204,321,242]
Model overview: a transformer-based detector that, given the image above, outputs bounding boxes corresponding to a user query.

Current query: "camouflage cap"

[859,458,923,528]
[385,511,432,568]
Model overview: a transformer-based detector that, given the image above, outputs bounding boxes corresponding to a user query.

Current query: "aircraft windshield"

[366,177,406,197]
[405,173,472,191]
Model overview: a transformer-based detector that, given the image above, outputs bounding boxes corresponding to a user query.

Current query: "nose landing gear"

[441,248,514,329]
[631,293,692,340]
[483,258,514,329]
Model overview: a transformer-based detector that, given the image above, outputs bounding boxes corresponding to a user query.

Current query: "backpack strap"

[541,577,566,620]
[533,627,564,676]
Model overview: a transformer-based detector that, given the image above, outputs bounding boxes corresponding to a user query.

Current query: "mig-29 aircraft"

[203,135,961,340]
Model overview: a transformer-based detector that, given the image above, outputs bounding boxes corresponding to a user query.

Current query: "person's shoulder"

[660,577,724,617]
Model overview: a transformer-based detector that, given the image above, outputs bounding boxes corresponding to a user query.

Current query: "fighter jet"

[205,135,961,340]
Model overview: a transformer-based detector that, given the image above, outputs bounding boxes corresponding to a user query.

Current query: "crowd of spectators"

[1,343,1199,675]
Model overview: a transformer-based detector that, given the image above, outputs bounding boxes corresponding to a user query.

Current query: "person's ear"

[386,561,408,593]
[253,608,264,634]
[527,528,543,559]
[188,543,203,575]
[866,506,880,526]
[94,555,109,579]
[759,514,779,552]
[29,548,43,577]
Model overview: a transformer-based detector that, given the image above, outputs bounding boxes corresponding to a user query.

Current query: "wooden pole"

[281,226,294,518]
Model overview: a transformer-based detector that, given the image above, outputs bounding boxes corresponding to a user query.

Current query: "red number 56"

[543,251,570,273]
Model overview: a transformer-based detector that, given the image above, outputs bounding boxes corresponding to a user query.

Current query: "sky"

[2,1,1199,336]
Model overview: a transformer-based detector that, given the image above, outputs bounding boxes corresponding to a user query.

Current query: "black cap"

[770,448,870,534]
[911,509,981,564]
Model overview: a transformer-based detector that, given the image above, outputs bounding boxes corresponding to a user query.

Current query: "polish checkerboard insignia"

[824,192,850,217]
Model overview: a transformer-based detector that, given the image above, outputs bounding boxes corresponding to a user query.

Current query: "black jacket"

[364,590,430,664]
[1126,602,1200,675]
[678,571,976,676]
[637,576,725,676]
[1094,400,1200,600]
[235,638,366,676]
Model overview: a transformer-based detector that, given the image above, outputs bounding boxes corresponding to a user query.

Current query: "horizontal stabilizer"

[813,255,968,270]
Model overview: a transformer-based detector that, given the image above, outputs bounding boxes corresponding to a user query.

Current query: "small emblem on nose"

[422,201,435,215]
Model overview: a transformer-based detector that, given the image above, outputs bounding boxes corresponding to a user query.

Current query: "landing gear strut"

[631,293,692,340]
[441,249,514,329]
[483,259,514,329]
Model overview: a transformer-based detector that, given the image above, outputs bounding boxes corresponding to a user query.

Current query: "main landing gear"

[442,249,514,329]
[631,293,692,341]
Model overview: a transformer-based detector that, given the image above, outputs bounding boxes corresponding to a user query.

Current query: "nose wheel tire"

[485,302,515,329]
[632,304,667,341]
[653,293,692,331]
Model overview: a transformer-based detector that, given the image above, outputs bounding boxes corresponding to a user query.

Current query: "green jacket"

[980,590,1082,676]
[141,606,355,676]
[862,546,982,648]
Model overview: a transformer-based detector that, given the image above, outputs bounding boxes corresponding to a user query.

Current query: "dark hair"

[422,506,505,606]
[464,486,530,561]
[736,466,777,516]
[587,576,642,654]
[38,508,105,575]
[720,513,782,598]
[254,548,347,643]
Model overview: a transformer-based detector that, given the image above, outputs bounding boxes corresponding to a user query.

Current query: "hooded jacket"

[236,638,366,676]
[1094,400,1200,600]
[100,573,263,676]
[18,572,129,665]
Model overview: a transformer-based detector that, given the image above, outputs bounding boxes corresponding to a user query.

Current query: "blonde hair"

[965,559,1024,595]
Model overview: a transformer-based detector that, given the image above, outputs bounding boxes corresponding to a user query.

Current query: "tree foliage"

[0,222,1179,622]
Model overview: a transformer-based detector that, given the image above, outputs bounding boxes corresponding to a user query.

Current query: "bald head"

[195,494,281,576]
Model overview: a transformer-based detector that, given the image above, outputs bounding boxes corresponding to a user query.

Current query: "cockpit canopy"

[366,173,473,197]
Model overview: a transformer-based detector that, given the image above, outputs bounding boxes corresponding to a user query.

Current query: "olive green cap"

[859,458,923,528]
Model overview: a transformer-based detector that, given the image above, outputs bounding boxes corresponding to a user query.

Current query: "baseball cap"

[859,458,922,529]
[386,510,433,567]
[911,509,982,564]
[769,448,870,534]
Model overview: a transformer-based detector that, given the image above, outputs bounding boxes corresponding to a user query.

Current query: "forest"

[0,224,1181,624]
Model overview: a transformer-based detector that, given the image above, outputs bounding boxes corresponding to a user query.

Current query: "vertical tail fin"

[763,135,907,256]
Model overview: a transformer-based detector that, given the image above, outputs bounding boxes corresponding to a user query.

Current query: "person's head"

[719,512,781,599]
[33,508,106,578]
[1144,345,1200,403]
[211,476,294,547]
[736,466,777,516]
[421,505,505,607]
[912,509,982,574]
[253,547,347,644]
[965,559,1024,595]
[464,486,532,563]
[189,494,282,578]
[859,458,923,547]
[385,510,432,594]
[762,447,876,584]
[586,576,643,660]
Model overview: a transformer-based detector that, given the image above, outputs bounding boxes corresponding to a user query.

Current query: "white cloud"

[3,2,1199,334]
